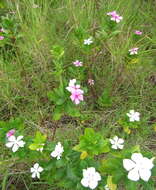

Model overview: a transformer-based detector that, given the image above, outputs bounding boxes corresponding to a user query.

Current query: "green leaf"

[97,89,112,107]
[53,105,64,120]
[125,180,137,190]
[35,131,47,143]
[74,128,110,157]
[50,45,64,60]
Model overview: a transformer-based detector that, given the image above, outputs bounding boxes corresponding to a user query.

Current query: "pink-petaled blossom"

[129,48,139,55]
[6,129,16,138]
[0,36,4,40]
[66,79,84,105]
[88,79,94,86]
[73,60,83,67]
[66,79,80,93]
[107,11,123,23]
[70,88,84,105]
[134,30,142,35]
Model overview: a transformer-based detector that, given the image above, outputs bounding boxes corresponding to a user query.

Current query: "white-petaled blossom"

[6,135,25,152]
[36,143,45,152]
[129,48,139,55]
[84,37,93,45]
[30,163,43,179]
[123,153,154,182]
[110,136,124,150]
[51,142,64,160]
[81,167,101,189]
[126,110,140,122]
[104,185,110,190]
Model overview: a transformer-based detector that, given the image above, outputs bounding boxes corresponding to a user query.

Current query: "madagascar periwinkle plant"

[0,3,156,190]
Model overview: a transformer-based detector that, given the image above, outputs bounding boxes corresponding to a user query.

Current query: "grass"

[0,0,156,189]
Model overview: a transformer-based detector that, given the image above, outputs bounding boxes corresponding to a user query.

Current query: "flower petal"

[123,159,136,171]
[8,135,16,142]
[131,153,143,164]
[128,168,140,181]
[34,163,39,169]
[109,139,115,144]
[37,172,40,179]
[139,169,151,182]
[118,138,124,144]
[12,144,19,152]
[38,166,43,172]
[89,180,98,189]
[118,144,124,149]
[81,178,88,187]
[17,140,25,147]
[6,142,14,148]
[142,157,154,170]
[32,172,36,178]
[51,151,57,158]
[17,136,23,141]
[112,144,118,149]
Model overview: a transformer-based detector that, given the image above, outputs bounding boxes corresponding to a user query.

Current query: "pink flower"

[0,36,4,40]
[88,79,94,86]
[107,11,123,23]
[129,48,139,55]
[6,129,16,138]
[70,89,84,105]
[73,60,83,67]
[66,79,84,105]
[134,30,142,35]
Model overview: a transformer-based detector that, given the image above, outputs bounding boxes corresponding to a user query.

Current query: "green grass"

[0,0,156,189]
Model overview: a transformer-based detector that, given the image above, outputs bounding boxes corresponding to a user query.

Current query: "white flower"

[110,136,124,149]
[30,163,43,179]
[66,79,80,93]
[104,185,110,190]
[81,167,101,189]
[51,142,64,160]
[6,135,25,152]
[126,110,140,122]
[84,37,93,45]
[36,143,45,152]
[129,48,139,55]
[123,153,154,182]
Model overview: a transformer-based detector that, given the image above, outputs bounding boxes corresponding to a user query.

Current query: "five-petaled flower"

[126,110,140,122]
[70,88,84,104]
[134,30,142,35]
[88,79,94,86]
[6,135,25,152]
[0,36,4,40]
[129,48,139,55]
[123,153,154,182]
[110,136,124,149]
[84,37,93,45]
[81,167,101,189]
[73,60,83,67]
[30,163,44,179]
[107,11,123,23]
[36,143,45,152]
[6,129,16,138]
[51,142,64,160]
[66,79,84,105]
